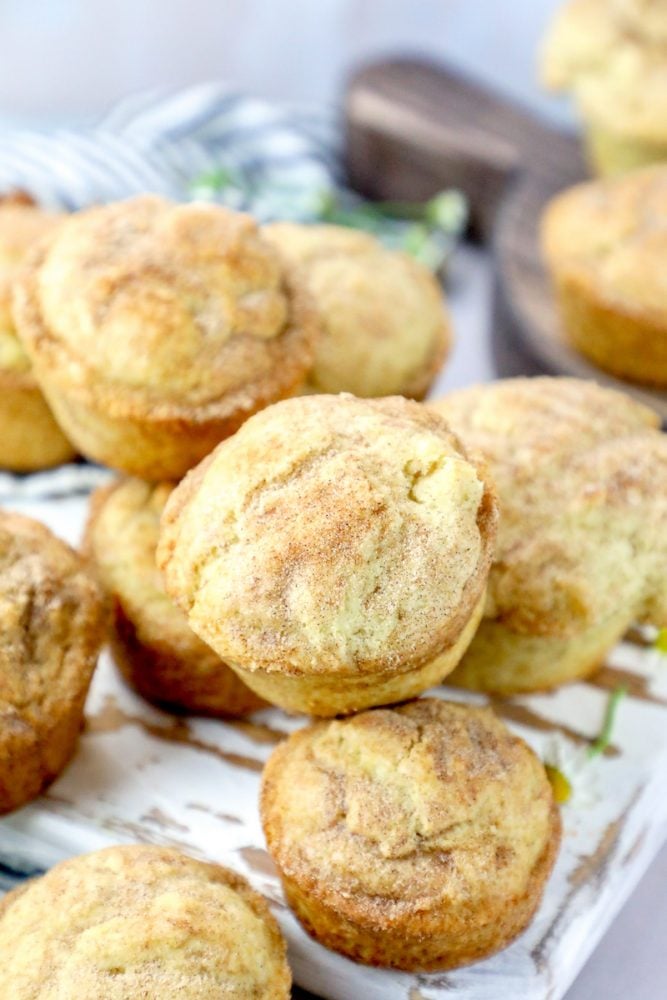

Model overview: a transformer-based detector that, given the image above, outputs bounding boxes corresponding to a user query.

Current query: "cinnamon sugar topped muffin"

[86,477,264,716]
[0,195,74,470]
[432,377,667,693]
[542,0,667,175]
[13,195,319,479]
[261,698,560,970]
[0,844,291,998]
[0,510,106,813]
[158,394,497,716]
[264,222,450,398]
[542,166,667,384]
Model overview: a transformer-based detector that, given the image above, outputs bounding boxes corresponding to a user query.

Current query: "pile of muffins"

[0,185,666,997]
[541,0,667,388]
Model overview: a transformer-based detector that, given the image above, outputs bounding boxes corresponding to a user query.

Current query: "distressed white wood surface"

[1,490,666,1000]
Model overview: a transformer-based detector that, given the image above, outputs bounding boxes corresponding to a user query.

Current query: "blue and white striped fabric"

[0,82,341,217]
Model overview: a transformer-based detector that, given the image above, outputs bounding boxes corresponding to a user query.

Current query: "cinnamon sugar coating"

[432,377,667,692]
[85,478,263,716]
[0,510,106,812]
[0,844,291,998]
[264,222,450,398]
[261,698,560,970]
[158,394,497,715]
[12,195,319,479]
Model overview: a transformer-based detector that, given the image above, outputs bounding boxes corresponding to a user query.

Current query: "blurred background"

[0,0,568,129]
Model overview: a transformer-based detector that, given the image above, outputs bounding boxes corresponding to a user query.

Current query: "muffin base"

[585,120,667,178]
[230,590,485,716]
[110,600,265,717]
[447,610,631,695]
[552,272,667,387]
[0,687,88,814]
[273,799,561,971]
[0,370,75,471]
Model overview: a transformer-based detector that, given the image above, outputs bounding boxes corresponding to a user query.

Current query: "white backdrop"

[0,0,568,128]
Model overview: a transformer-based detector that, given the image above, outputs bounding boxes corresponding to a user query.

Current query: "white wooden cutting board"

[1,484,667,1000]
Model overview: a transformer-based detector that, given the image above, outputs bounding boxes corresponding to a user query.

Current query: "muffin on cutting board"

[542,0,667,175]
[542,165,667,385]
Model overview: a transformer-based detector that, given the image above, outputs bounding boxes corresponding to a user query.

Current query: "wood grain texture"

[2,489,667,1000]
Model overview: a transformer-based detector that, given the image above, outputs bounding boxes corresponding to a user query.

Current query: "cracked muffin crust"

[0,510,106,813]
[432,377,667,693]
[0,195,74,470]
[542,166,667,385]
[158,394,497,716]
[0,844,291,998]
[261,698,560,971]
[263,222,450,398]
[12,195,319,479]
[542,0,667,174]
[86,477,264,716]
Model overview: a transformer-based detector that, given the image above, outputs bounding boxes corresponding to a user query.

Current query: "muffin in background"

[158,394,497,716]
[0,510,106,813]
[12,195,319,480]
[0,844,291,999]
[261,699,560,971]
[432,377,667,695]
[263,222,450,398]
[85,477,264,717]
[542,166,667,385]
[0,194,74,471]
[541,0,667,175]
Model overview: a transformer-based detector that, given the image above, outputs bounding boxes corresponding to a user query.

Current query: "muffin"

[432,377,667,694]
[542,0,667,175]
[0,510,106,813]
[12,195,319,480]
[0,195,74,470]
[542,166,667,385]
[158,394,497,716]
[86,477,264,716]
[263,222,450,398]
[0,844,291,998]
[261,698,560,971]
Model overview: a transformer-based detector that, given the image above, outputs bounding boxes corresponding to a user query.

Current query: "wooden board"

[2,480,667,1000]
[345,59,667,421]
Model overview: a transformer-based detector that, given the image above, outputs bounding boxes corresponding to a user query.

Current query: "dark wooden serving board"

[344,58,667,421]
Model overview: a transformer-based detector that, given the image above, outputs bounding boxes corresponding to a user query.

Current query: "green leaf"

[587,685,627,759]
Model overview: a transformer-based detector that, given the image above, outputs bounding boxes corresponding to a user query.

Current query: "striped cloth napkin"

[0,84,341,502]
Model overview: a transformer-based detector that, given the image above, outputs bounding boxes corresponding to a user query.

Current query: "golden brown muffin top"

[432,378,667,638]
[158,394,497,677]
[0,844,291,999]
[0,509,105,724]
[86,477,223,669]
[0,200,62,374]
[263,222,450,398]
[542,166,667,316]
[262,699,557,922]
[542,0,667,139]
[14,195,317,415]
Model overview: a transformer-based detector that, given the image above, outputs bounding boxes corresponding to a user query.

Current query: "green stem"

[587,685,627,759]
